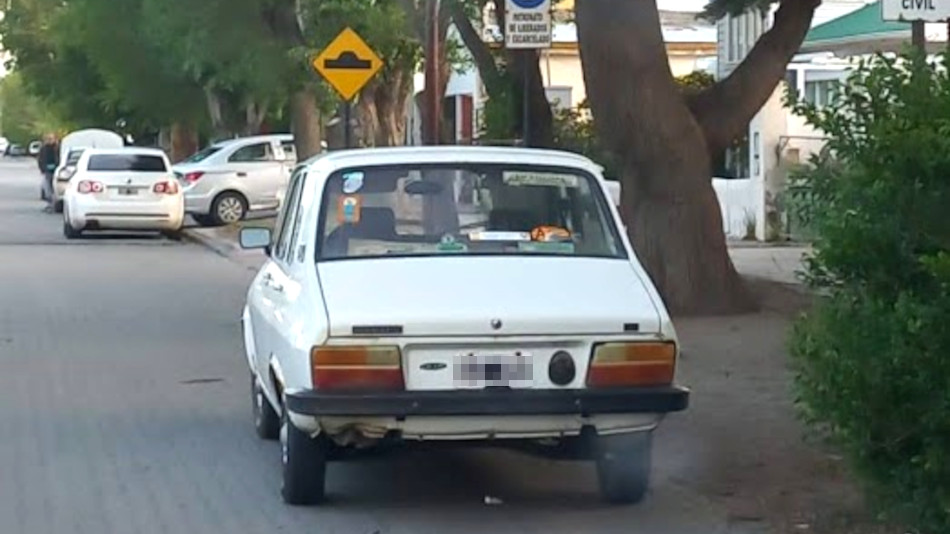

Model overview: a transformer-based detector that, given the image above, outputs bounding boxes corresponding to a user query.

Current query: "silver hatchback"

[173,134,296,226]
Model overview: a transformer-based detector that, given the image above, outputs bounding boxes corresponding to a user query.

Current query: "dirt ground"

[659,278,894,534]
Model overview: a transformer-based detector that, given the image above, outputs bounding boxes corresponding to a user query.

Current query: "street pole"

[912,20,926,53]
[522,50,531,147]
[423,0,442,145]
[343,102,352,149]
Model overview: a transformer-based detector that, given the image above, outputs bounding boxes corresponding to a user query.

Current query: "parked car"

[173,134,296,226]
[52,129,125,213]
[6,144,28,157]
[238,146,689,506]
[62,148,184,239]
[28,140,41,156]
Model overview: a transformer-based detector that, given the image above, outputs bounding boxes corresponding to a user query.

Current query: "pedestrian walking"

[37,133,60,213]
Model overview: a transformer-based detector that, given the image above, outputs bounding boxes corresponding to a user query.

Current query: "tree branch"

[689,0,819,154]
[450,1,501,90]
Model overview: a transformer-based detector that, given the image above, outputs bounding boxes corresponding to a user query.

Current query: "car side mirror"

[240,227,272,254]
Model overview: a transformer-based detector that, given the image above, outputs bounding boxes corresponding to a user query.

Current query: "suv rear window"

[87,154,167,172]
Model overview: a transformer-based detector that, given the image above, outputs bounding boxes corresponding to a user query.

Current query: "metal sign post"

[882,0,950,52]
[311,27,384,149]
[505,0,552,147]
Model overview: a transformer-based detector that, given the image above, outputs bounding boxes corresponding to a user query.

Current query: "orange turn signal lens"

[586,342,676,388]
[311,346,404,390]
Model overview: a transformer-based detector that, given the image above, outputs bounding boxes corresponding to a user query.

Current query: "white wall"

[713,178,756,239]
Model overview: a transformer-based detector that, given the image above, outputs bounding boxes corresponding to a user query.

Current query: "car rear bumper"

[67,197,185,231]
[285,386,689,417]
[183,190,215,214]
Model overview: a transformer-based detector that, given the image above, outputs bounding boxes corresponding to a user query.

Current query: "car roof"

[212,134,293,149]
[303,146,600,175]
[82,147,168,157]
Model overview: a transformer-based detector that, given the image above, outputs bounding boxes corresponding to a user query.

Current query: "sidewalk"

[185,224,810,288]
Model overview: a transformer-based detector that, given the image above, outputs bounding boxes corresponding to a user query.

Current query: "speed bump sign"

[312,28,384,101]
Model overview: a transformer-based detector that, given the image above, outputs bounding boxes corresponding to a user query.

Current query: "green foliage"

[0,73,71,143]
[789,52,950,533]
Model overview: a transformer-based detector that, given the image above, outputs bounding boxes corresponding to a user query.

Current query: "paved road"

[0,157,760,534]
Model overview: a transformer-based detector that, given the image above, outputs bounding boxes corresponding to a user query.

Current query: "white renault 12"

[239,146,689,506]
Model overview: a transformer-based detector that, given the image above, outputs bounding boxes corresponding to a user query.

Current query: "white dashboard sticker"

[469,231,531,242]
[503,171,579,188]
[342,172,365,194]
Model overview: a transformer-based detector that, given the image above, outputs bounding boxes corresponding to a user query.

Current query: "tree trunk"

[169,122,198,164]
[510,49,554,148]
[289,86,322,160]
[576,0,754,315]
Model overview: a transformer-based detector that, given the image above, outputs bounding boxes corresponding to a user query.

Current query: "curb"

[181,227,239,259]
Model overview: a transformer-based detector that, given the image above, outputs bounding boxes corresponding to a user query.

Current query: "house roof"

[801,0,948,55]
[803,1,905,45]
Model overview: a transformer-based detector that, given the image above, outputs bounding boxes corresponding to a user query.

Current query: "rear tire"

[252,374,280,441]
[210,192,247,226]
[63,218,81,240]
[162,229,183,242]
[280,404,329,505]
[596,431,652,505]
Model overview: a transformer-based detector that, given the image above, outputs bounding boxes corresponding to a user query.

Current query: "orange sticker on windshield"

[530,226,572,242]
[337,195,362,224]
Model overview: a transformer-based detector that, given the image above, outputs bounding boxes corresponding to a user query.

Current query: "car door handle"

[237,172,247,177]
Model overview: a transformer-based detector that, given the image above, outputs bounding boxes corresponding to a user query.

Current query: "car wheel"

[595,431,652,505]
[252,374,280,441]
[280,402,329,505]
[211,192,247,226]
[54,200,64,214]
[63,218,81,240]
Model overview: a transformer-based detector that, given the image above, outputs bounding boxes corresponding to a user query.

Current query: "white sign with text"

[883,0,950,22]
[505,0,552,49]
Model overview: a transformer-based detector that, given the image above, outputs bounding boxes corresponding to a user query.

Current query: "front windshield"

[181,145,222,164]
[316,164,625,261]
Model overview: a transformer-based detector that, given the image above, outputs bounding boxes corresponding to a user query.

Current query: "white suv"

[173,134,296,226]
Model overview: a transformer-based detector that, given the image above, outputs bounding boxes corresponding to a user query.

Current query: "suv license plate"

[454,353,532,388]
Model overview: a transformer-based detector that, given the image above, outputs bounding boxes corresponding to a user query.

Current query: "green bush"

[789,53,950,533]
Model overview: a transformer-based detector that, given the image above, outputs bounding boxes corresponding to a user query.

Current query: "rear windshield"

[87,154,167,172]
[316,164,626,261]
[66,150,84,166]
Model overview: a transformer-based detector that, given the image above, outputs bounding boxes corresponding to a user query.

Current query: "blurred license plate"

[454,353,532,387]
[118,187,138,196]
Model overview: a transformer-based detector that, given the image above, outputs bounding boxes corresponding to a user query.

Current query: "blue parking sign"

[510,0,546,8]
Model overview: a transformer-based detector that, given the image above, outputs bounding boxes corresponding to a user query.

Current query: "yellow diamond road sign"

[312,27,384,102]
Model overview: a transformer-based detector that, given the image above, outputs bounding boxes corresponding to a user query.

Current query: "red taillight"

[311,346,404,390]
[184,172,204,183]
[153,181,179,195]
[586,342,677,388]
[77,180,104,194]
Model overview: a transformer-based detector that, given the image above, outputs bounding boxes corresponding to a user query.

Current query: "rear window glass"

[87,154,167,172]
[66,150,84,166]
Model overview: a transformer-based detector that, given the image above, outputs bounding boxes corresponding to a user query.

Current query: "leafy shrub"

[789,53,950,533]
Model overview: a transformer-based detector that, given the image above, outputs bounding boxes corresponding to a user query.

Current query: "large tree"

[575,0,820,314]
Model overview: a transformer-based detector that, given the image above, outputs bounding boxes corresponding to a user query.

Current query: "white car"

[62,148,184,239]
[52,129,126,213]
[239,146,689,506]
[173,134,296,226]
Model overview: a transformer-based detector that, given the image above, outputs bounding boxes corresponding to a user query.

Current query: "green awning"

[803,1,909,51]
